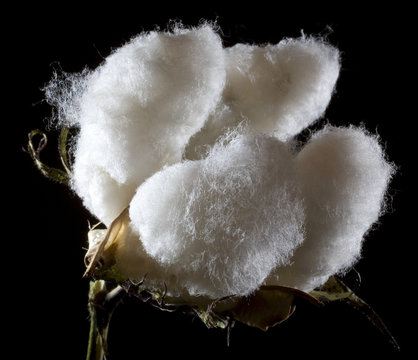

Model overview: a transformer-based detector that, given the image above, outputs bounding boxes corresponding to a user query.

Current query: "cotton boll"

[55,25,226,223]
[184,37,340,159]
[267,126,394,291]
[129,130,305,298]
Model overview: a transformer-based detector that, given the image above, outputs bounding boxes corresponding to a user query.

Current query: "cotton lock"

[46,25,226,225]
[129,130,304,298]
[266,126,394,291]
[185,36,340,160]
[46,24,394,299]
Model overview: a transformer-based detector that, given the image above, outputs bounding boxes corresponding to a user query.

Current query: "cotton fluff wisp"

[45,24,394,299]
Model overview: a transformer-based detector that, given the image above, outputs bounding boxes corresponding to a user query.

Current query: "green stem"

[86,281,124,360]
[86,300,102,360]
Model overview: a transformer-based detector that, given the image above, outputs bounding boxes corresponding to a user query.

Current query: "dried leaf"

[309,276,353,302]
[228,286,296,331]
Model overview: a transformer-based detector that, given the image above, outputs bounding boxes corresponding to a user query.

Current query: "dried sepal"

[84,207,130,277]
[228,287,296,330]
[310,275,400,351]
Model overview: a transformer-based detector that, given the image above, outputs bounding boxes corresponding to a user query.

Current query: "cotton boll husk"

[129,130,305,298]
[267,126,394,292]
[184,37,340,161]
[48,25,225,225]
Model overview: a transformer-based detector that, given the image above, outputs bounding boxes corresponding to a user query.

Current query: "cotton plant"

[28,23,399,358]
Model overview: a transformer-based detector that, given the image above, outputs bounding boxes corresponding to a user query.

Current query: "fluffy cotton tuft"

[266,126,395,291]
[128,130,305,298]
[46,24,394,298]
[46,24,225,225]
[184,36,340,160]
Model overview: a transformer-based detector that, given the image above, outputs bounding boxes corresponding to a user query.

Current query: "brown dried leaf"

[84,207,130,277]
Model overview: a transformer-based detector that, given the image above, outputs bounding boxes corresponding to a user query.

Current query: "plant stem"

[86,299,102,360]
[86,281,124,360]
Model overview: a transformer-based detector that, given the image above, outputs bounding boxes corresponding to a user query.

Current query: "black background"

[8,4,413,358]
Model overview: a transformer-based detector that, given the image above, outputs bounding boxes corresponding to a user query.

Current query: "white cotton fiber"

[225,37,340,139]
[266,126,394,291]
[69,125,140,225]
[128,130,305,298]
[183,103,243,160]
[114,226,178,290]
[46,24,225,225]
[184,36,340,160]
